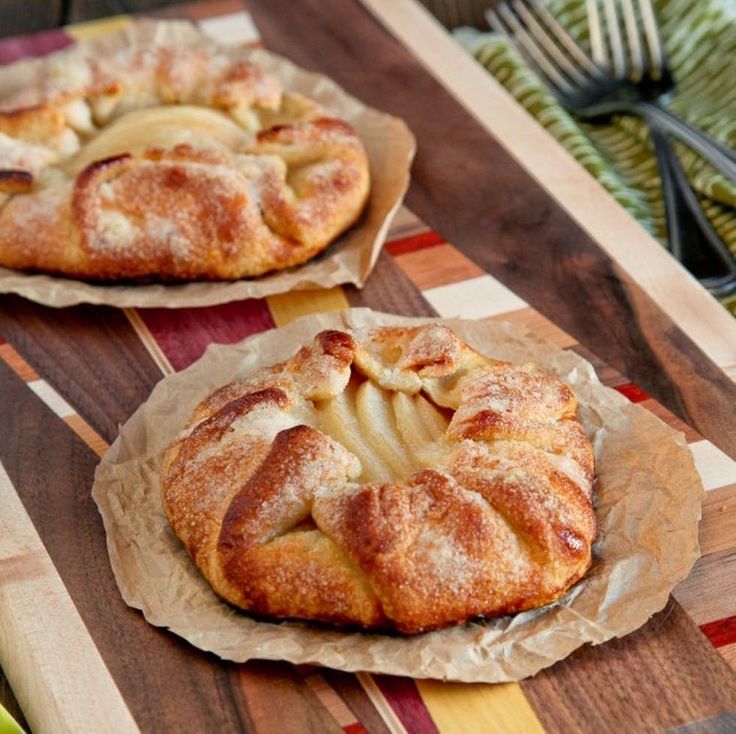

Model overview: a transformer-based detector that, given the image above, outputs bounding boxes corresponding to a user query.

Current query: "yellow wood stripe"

[65,15,133,41]
[416,680,544,734]
[266,287,350,327]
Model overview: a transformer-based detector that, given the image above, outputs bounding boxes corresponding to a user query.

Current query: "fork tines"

[485,0,603,102]
[588,0,667,82]
[486,0,668,96]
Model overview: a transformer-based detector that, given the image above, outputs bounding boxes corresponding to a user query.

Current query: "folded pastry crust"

[160,325,596,633]
[0,44,370,281]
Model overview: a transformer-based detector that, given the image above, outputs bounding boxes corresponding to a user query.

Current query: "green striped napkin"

[454,0,736,315]
[0,703,23,734]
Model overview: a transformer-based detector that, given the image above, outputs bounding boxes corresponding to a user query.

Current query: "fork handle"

[580,100,736,182]
[636,102,736,176]
[650,127,736,299]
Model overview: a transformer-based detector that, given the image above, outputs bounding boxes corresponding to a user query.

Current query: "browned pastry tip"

[0,169,33,193]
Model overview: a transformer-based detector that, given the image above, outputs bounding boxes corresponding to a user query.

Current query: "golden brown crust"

[160,325,597,634]
[0,42,370,281]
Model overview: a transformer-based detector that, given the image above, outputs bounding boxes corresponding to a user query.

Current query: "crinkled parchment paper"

[92,309,704,682]
[0,22,415,308]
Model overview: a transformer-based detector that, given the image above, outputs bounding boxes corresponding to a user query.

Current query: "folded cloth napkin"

[454,0,736,315]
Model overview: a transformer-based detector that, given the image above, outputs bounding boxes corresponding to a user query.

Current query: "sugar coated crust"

[160,325,596,634]
[0,44,369,281]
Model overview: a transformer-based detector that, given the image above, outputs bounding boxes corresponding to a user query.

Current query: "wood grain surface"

[2,250,735,733]
[0,2,63,38]
[0,346,368,732]
[522,600,736,732]
[0,1,183,38]
[1,2,735,732]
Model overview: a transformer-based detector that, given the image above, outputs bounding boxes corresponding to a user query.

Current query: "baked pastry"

[0,41,370,281]
[160,324,596,633]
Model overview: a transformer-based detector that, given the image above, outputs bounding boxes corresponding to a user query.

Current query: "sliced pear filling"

[315,371,451,483]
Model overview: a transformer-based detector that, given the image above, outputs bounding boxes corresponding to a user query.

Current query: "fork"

[485,0,736,183]
[486,0,736,298]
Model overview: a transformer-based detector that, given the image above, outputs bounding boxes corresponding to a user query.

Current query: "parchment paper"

[0,22,415,308]
[92,309,704,682]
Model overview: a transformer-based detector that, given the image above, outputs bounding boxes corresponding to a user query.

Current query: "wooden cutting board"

[1,1,736,732]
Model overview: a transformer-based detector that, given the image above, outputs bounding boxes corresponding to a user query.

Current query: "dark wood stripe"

[0,358,344,732]
[0,11,64,43]
[137,299,275,372]
[246,0,736,460]
[701,616,736,649]
[321,671,394,734]
[0,295,163,442]
[236,662,344,733]
[144,0,244,21]
[521,599,736,733]
[66,0,184,23]
[344,251,437,317]
[674,548,736,626]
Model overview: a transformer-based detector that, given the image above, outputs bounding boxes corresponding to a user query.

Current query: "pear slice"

[415,393,450,441]
[355,380,417,479]
[67,105,252,175]
[315,379,390,483]
[392,391,432,464]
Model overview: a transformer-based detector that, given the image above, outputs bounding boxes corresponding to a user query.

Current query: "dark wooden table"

[1,1,735,732]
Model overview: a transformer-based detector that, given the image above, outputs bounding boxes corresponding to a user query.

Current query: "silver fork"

[485,0,736,184]
[486,0,736,298]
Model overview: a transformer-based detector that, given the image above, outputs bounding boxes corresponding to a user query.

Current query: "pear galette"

[160,325,596,633]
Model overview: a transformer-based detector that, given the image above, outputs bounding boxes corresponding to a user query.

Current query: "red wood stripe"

[372,675,440,734]
[385,230,444,257]
[614,383,651,403]
[136,299,275,372]
[343,723,368,734]
[0,28,72,65]
[701,616,736,649]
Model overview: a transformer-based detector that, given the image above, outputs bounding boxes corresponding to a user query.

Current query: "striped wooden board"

[1,2,736,732]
